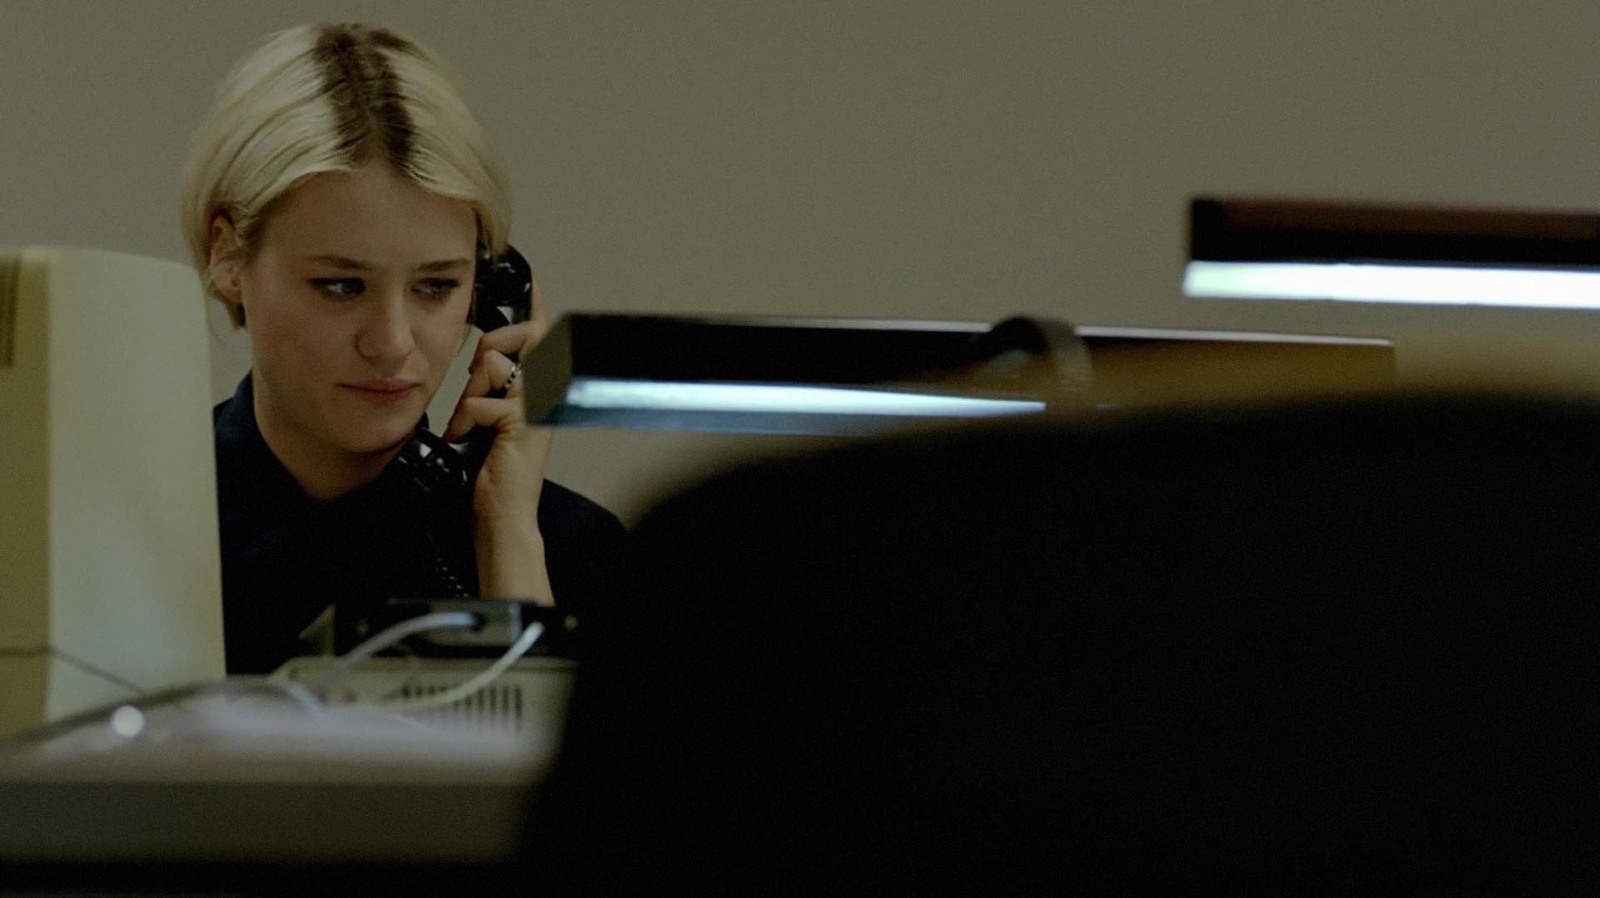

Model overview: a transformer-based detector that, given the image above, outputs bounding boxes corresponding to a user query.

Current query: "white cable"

[313,611,479,696]
[219,676,326,716]
[378,621,545,714]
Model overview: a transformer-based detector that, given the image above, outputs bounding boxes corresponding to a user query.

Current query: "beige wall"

[6,0,1600,521]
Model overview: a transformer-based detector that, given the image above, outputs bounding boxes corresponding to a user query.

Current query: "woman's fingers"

[460,347,518,401]
[446,349,519,441]
[436,269,551,458]
[477,320,538,357]
[442,394,524,443]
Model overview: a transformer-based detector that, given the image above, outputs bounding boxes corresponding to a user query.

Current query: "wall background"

[6,0,1600,521]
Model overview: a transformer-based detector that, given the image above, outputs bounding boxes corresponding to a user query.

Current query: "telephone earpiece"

[474,243,533,333]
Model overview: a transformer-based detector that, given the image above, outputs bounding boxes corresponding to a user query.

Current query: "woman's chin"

[341,425,418,459]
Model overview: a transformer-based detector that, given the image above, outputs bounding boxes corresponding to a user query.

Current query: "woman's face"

[229,161,478,482]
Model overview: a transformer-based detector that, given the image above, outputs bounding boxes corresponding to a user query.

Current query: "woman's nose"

[353,292,416,360]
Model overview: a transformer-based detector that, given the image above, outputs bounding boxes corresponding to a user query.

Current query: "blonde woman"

[184,23,622,673]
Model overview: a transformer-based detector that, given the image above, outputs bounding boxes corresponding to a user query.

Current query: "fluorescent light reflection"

[565,379,1047,418]
[1184,261,1600,309]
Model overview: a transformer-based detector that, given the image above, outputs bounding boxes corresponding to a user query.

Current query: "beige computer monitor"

[0,246,224,733]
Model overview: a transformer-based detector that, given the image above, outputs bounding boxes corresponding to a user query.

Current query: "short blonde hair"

[180,22,510,325]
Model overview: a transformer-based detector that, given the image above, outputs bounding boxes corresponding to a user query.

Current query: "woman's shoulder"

[539,480,625,542]
[538,480,626,614]
[212,375,265,464]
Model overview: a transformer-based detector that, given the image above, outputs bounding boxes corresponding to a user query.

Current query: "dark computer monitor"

[519,312,1395,435]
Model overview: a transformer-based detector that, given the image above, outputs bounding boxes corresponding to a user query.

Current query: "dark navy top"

[213,375,625,674]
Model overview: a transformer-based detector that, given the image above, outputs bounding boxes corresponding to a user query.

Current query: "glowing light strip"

[1184,261,1600,309]
[565,379,1046,417]
[1075,323,1390,346]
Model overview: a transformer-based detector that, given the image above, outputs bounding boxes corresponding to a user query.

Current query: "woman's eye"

[310,278,364,298]
[415,278,462,299]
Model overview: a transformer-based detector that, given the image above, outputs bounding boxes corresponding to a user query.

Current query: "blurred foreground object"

[0,247,223,734]
[526,391,1600,892]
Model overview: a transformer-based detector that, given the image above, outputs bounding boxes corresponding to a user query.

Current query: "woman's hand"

[442,278,556,604]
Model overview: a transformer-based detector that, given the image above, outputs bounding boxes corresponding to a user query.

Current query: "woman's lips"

[341,379,421,404]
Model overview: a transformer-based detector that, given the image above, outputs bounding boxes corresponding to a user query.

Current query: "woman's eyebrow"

[306,254,373,271]
[303,255,472,273]
[415,257,473,273]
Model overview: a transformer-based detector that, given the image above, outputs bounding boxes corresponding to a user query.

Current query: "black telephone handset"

[388,244,534,504]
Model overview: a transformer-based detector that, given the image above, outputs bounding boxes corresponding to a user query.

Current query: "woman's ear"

[208,215,246,319]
